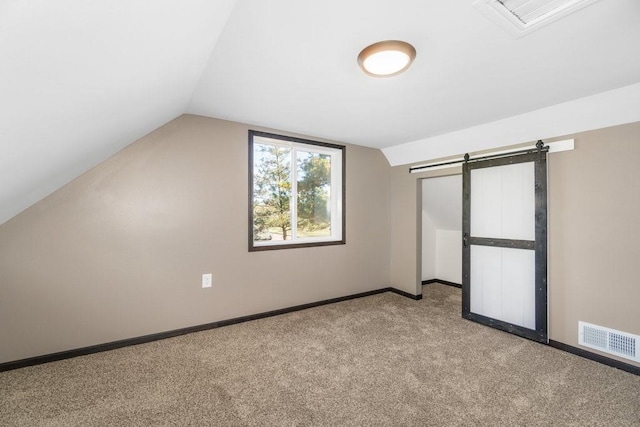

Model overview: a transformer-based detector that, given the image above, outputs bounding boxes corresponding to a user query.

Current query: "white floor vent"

[578,321,639,363]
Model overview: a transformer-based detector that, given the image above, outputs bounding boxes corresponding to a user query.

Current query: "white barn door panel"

[470,163,535,241]
[470,246,535,329]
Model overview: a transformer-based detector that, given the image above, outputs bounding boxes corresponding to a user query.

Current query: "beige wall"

[3,115,638,368]
[547,123,640,366]
[0,115,391,364]
[389,122,640,367]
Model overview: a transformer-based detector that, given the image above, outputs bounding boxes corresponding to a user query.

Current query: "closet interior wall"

[421,175,462,285]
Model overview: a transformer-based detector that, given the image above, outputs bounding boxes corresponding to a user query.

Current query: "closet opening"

[420,174,462,293]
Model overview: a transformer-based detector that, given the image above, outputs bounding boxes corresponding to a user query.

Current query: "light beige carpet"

[1,284,639,426]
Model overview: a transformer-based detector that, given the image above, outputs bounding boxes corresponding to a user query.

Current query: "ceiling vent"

[473,0,603,38]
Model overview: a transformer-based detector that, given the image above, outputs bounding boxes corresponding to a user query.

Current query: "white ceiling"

[189,0,640,149]
[2,0,640,224]
[0,0,236,225]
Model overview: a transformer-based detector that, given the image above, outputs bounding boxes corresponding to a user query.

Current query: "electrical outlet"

[202,273,212,288]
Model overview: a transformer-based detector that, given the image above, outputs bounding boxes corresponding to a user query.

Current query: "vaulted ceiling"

[2,0,640,224]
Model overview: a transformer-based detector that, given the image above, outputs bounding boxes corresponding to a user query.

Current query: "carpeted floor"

[1,283,639,426]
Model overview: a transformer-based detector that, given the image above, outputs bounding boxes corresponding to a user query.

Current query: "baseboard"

[388,287,423,300]
[548,340,639,376]
[422,279,462,288]
[5,292,634,377]
[1,286,421,372]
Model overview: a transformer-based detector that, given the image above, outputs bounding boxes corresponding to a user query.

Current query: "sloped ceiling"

[0,0,236,225]
[2,0,640,225]
[423,175,462,232]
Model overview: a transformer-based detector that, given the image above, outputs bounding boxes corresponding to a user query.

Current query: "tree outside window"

[249,131,344,251]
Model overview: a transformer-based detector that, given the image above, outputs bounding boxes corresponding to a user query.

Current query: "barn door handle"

[463,233,469,248]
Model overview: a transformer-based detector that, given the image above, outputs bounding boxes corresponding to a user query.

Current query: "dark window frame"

[248,130,346,252]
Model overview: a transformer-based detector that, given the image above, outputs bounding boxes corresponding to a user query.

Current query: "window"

[249,130,345,251]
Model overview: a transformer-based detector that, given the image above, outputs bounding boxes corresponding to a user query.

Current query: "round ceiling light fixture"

[357,40,416,77]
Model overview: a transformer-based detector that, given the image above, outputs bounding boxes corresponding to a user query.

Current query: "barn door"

[462,142,548,342]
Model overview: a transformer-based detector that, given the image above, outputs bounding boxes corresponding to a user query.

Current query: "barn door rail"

[409,140,550,173]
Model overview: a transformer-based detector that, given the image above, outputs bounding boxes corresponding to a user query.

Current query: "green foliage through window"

[296,151,331,237]
[249,131,344,250]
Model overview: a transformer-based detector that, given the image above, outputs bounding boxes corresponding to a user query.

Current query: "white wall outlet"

[202,273,212,288]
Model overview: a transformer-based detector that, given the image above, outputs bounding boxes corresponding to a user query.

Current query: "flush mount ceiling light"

[357,40,416,78]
